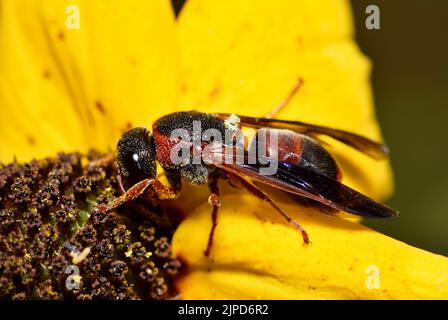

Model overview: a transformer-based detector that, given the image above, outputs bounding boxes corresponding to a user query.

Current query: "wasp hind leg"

[228,173,310,245]
[264,78,303,119]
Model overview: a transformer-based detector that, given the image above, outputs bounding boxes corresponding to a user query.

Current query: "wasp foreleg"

[94,178,180,216]
[94,178,154,215]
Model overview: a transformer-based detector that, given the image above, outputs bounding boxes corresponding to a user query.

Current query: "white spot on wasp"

[224,114,240,131]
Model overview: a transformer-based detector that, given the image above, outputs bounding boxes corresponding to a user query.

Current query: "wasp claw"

[301,231,311,246]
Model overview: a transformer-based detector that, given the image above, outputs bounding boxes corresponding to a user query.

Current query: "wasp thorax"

[116,127,157,189]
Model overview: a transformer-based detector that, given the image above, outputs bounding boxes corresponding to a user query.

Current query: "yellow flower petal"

[178,0,392,200]
[173,193,448,299]
[0,0,84,162]
[0,0,180,163]
[172,0,448,300]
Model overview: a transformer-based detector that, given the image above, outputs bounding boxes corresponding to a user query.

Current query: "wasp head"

[116,127,157,190]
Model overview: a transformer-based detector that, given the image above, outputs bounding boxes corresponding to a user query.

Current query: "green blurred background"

[172,1,448,256]
[350,1,448,256]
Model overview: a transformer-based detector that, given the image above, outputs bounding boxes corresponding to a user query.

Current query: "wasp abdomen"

[249,129,341,181]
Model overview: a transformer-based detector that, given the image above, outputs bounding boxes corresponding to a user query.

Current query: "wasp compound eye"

[117,127,157,190]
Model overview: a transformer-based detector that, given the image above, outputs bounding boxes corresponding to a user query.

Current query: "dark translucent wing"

[292,195,340,215]
[213,113,389,159]
[213,157,398,218]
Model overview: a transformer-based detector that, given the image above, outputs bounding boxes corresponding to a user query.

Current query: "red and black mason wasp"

[94,80,398,257]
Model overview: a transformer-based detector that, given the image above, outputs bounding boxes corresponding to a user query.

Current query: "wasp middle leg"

[204,176,221,258]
